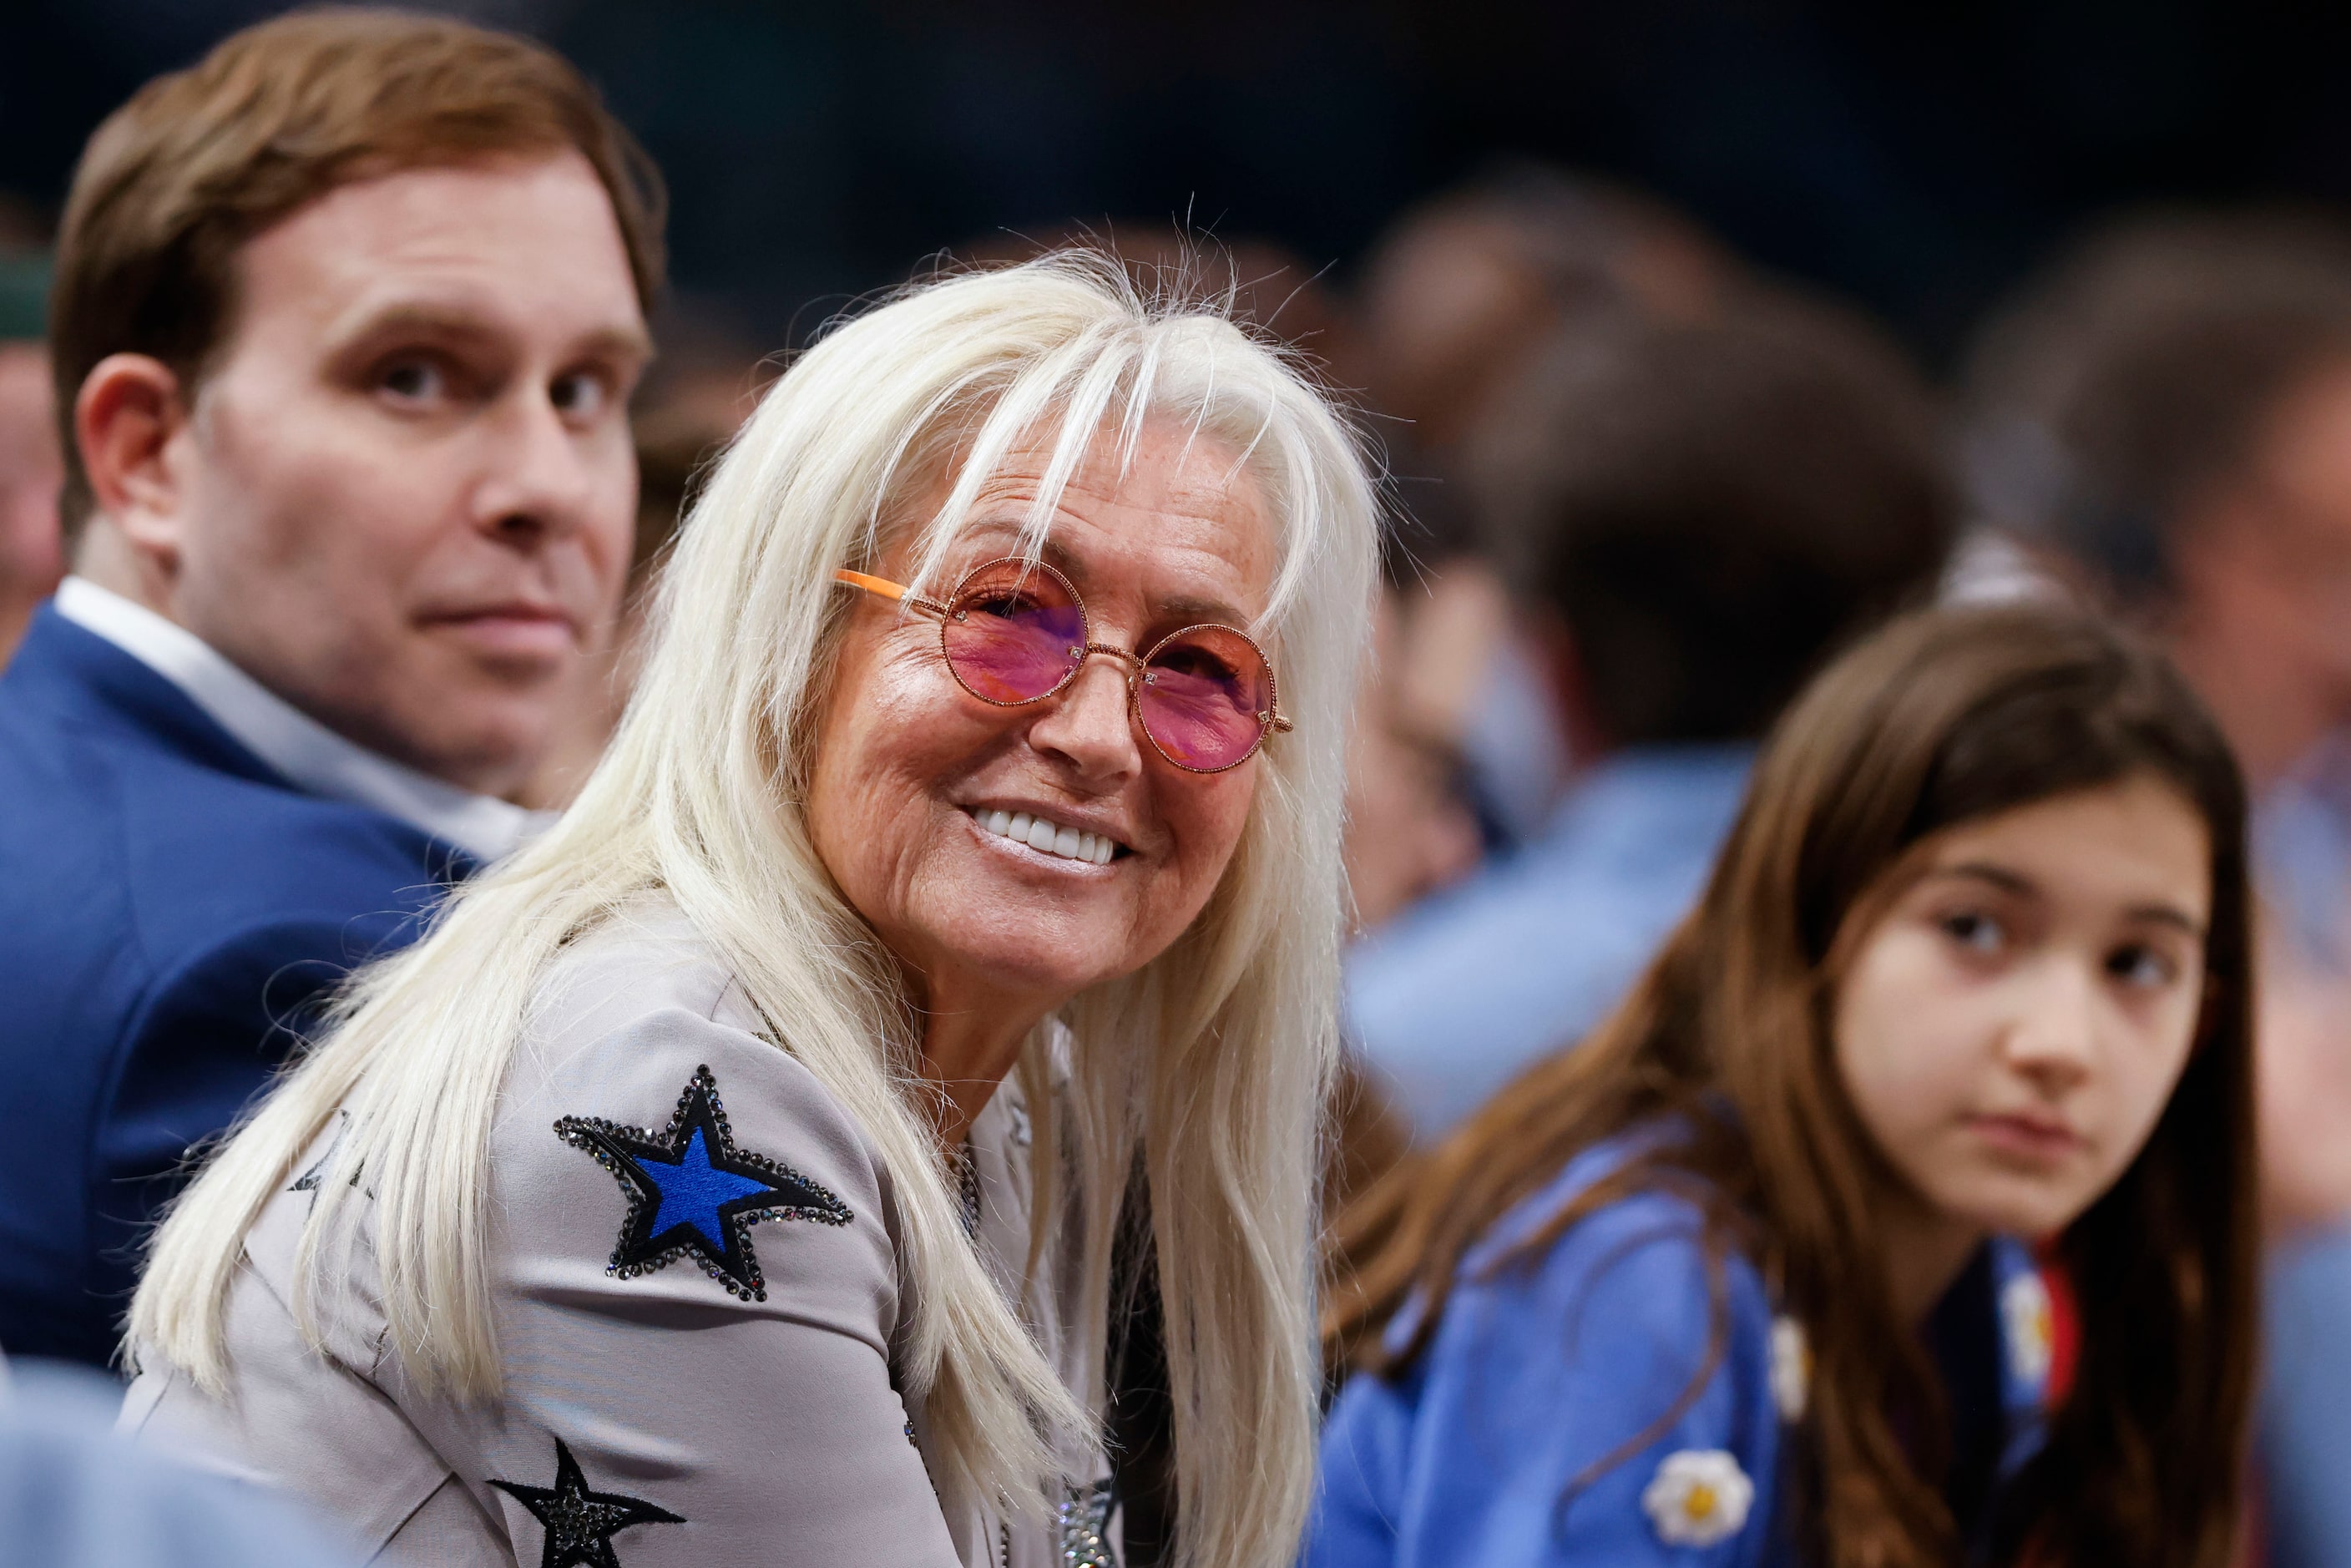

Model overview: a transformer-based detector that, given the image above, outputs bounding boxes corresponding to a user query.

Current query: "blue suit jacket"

[0,606,471,1367]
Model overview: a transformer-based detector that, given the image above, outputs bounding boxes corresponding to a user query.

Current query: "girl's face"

[1833,776,2212,1243]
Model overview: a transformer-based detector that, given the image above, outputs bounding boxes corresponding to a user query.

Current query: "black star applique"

[554,1063,852,1301]
[489,1436,683,1568]
[290,1111,354,1206]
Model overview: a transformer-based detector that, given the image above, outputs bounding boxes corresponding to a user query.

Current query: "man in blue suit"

[0,9,665,1367]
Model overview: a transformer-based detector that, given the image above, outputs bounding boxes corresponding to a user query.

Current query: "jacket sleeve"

[422,1000,964,1568]
[86,916,401,1356]
[1309,1194,1782,1568]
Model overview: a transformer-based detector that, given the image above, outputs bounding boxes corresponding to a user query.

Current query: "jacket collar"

[40,579,544,862]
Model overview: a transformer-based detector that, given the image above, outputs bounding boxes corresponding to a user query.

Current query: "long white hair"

[131,249,1379,1567]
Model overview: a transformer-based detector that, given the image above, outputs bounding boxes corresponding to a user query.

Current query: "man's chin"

[350,695,554,798]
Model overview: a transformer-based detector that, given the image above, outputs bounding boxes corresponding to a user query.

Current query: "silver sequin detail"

[1057,1479,1119,1567]
[956,1139,983,1241]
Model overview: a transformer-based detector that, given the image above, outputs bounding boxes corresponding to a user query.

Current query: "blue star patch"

[554,1064,852,1300]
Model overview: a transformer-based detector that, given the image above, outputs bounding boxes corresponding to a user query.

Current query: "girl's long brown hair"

[1326,604,2258,1567]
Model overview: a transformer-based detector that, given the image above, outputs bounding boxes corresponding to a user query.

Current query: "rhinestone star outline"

[554,1063,852,1302]
[1059,1477,1120,1567]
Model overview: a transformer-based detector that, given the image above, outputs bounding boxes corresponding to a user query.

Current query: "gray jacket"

[123,907,1116,1567]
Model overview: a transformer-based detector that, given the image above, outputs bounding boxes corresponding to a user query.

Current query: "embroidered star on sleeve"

[555,1063,852,1300]
[490,1435,683,1568]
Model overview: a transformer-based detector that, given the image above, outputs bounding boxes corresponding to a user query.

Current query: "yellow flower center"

[1685,1483,1717,1520]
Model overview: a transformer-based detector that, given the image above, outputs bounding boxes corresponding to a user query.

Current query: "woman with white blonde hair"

[121,250,1379,1568]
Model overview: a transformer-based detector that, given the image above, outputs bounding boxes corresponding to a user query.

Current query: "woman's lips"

[963,805,1121,867]
[1966,1112,2083,1162]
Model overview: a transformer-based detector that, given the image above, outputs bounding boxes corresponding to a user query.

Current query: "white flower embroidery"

[2000,1270,2055,1389]
[1768,1314,1810,1424]
[1641,1449,1755,1547]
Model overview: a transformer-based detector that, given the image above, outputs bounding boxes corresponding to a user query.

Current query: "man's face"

[159,152,648,794]
[2182,361,2351,751]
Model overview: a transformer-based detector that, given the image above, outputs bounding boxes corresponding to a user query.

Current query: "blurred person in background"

[1347,296,1956,1144]
[1343,562,1483,940]
[1326,548,1489,1211]
[0,9,660,1368]
[959,224,1358,370]
[0,1353,357,1567]
[1964,210,2351,1568]
[0,244,61,665]
[1354,167,1739,852]
[1355,164,1730,462]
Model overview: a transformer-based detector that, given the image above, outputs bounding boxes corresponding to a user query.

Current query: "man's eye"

[379,361,444,402]
[551,372,609,419]
[1940,910,2004,953]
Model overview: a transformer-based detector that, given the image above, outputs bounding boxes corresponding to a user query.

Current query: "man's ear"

[74,353,191,567]
[1526,606,1611,759]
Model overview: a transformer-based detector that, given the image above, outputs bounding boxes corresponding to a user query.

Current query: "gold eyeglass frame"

[833,556,1292,774]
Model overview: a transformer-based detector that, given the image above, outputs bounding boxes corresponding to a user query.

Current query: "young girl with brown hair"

[1312,604,2257,1567]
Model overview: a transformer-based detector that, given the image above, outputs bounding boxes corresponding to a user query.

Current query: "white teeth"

[970,807,1119,865]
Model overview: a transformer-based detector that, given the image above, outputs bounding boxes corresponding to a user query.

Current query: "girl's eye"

[1939,909,2005,954]
[2107,943,2178,989]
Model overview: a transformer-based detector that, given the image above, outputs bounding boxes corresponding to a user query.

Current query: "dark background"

[6,0,2349,362]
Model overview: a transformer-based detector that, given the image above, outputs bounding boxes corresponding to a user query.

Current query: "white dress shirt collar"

[54,576,549,863]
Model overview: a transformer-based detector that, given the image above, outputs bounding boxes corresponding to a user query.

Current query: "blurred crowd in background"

[9,2,2351,1564]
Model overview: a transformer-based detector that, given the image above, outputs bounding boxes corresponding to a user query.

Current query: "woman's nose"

[1027,656,1143,781]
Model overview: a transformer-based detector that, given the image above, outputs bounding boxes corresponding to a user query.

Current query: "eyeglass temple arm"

[834,569,948,616]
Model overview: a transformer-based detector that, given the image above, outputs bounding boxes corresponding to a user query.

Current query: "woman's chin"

[944,941,1129,1004]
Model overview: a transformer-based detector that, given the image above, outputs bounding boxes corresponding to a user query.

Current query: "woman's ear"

[73,352,191,569]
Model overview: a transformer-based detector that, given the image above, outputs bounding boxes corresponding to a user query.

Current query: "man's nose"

[473,383,602,545]
[1027,655,1142,783]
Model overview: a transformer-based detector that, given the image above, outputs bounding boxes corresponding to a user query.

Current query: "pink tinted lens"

[941,563,1085,704]
[1139,627,1274,770]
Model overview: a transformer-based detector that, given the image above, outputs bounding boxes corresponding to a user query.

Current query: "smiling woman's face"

[805,415,1277,1021]
[1832,776,2213,1243]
